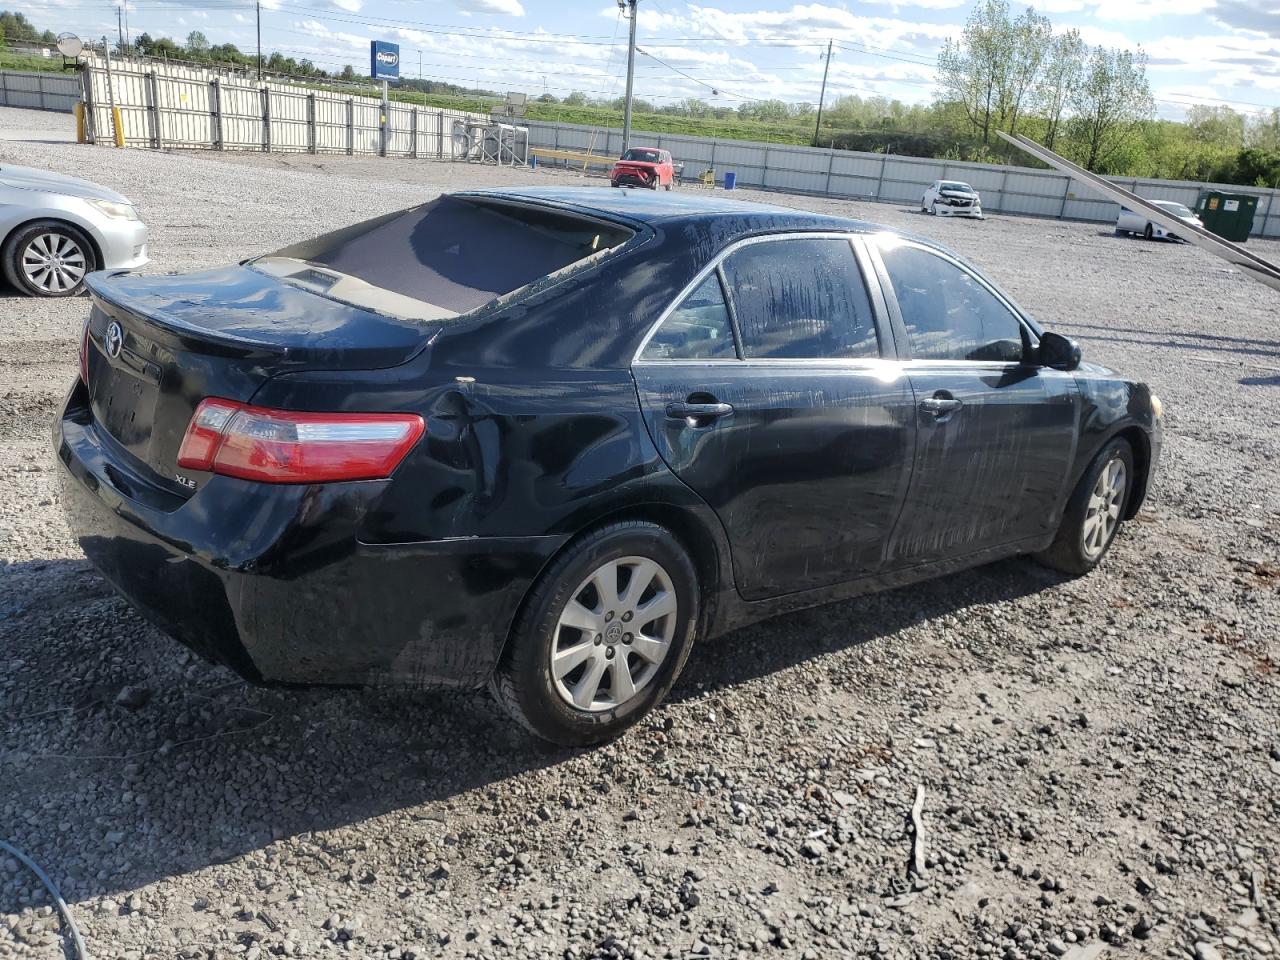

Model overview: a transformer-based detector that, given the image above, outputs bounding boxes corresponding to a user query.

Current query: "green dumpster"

[1195,191,1258,243]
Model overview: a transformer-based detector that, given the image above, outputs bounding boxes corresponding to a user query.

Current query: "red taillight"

[176,398,424,484]
[79,318,90,385]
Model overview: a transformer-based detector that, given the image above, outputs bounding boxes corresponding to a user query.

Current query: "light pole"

[256,0,263,80]
[619,0,638,154]
[814,39,833,147]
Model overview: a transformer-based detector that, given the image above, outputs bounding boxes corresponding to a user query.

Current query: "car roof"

[455,186,873,231]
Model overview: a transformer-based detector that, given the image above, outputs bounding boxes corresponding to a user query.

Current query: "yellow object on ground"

[74,103,87,143]
[111,106,125,147]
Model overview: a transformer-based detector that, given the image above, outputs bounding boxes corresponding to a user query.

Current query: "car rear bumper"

[55,386,564,689]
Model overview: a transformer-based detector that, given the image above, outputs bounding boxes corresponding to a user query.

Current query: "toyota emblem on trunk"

[105,321,123,359]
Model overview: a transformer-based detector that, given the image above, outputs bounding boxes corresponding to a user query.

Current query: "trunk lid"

[84,266,435,492]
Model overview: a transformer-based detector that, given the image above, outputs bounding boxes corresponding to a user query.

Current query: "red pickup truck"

[610,147,675,190]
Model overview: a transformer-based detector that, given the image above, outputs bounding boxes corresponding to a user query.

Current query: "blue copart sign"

[371,40,400,80]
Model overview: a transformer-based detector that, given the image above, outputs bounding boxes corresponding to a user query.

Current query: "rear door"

[867,236,1079,566]
[632,233,917,601]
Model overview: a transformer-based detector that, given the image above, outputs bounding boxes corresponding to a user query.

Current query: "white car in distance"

[921,180,983,219]
[1116,200,1203,241]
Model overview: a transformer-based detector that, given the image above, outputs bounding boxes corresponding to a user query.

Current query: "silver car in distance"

[1116,200,1203,241]
[0,164,149,297]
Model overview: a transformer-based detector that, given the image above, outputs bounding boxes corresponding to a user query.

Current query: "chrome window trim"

[636,356,906,370]
[631,231,877,365]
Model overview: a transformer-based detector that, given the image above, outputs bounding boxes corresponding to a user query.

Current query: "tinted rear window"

[257,196,633,318]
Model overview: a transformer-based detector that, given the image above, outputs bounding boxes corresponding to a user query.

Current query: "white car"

[0,164,149,297]
[1116,200,1203,241]
[922,180,983,219]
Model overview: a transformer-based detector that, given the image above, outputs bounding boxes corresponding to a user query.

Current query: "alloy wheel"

[21,232,87,294]
[1082,457,1126,559]
[550,556,678,712]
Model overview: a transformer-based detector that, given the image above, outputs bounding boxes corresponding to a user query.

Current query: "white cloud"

[455,0,526,16]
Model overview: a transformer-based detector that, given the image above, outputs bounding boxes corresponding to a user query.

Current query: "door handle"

[665,401,734,422]
[919,396,963,417]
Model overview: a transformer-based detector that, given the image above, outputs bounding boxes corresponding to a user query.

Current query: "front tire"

[1144,223,1154,240]
[930,201,938,216]
[490,521,699,746]
[1036,438,1135,576]
[3,220,96,297]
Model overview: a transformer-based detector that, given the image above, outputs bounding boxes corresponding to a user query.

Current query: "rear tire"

[1144,223,1154,240]
[2,220,96,297]
[490,521,699,746]
[1036,438,1135,576]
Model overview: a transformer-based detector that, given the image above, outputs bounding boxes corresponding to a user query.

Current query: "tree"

[0,23,6,48]
[340,64,355,80]
[1037,29,1085,150]
[1247,109,1280,151]
[563,90,588,106]
[185,30,209,57]
[995,6,1051,138]
[1068,46,1154,172]
[936,0,1012,144]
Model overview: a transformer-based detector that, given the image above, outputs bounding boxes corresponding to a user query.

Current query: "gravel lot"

[2,104,1278,960]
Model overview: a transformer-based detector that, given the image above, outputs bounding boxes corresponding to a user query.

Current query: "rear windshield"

[622,149,662,163]
[253,195,634,321]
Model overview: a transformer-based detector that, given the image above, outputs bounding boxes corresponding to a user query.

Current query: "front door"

[869,237,1079,566]
[632,234,917,600]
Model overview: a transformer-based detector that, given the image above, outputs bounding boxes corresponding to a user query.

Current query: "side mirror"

[1039,331,1081,371]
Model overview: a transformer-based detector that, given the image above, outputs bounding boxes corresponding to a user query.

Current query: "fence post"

[261,86,271,152]
[307,92,316,154]
[1,71,9,108]
[997,170,1008,214]
[411,108,418,159]
[346,98,354,156]
[37,73,47,110]
[146,70,161,149]
[437,110,444,160]
[825,147,834,196]
[210,78,223,149]
[877,155,887,199]
[1262,190,1275,239]
[1058,176,1070,219]
[553,123,560,151]
[79,64,96,143]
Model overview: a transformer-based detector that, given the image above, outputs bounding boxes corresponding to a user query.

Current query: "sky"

[31,0,1280,121]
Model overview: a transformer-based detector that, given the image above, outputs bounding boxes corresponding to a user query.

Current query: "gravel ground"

[1,104,1278,960]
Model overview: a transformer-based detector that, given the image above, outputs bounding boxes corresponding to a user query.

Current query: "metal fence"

[525,119,1280,239]
[0,69,80,112]
[78,56,487,158]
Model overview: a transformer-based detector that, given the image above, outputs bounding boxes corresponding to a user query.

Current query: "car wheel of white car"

[930,201,938,216]
[1144,223,1154,240]
[3,221,96,298]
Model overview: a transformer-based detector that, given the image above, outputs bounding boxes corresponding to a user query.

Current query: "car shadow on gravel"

[0,553,1067,904]
[671,556,1067,701]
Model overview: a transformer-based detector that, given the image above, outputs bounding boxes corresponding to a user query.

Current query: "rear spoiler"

[997,132,1280,294]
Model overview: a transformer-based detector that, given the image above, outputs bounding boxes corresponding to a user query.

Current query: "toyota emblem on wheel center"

[104,321,123,359]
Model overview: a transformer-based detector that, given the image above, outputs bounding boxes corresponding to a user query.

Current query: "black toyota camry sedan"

[57,187,1163,745]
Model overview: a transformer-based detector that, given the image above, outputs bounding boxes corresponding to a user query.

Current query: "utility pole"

[256,0,263,80]
[116,6,124,54]
[813,39,833,148]
[619,0,638,154]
